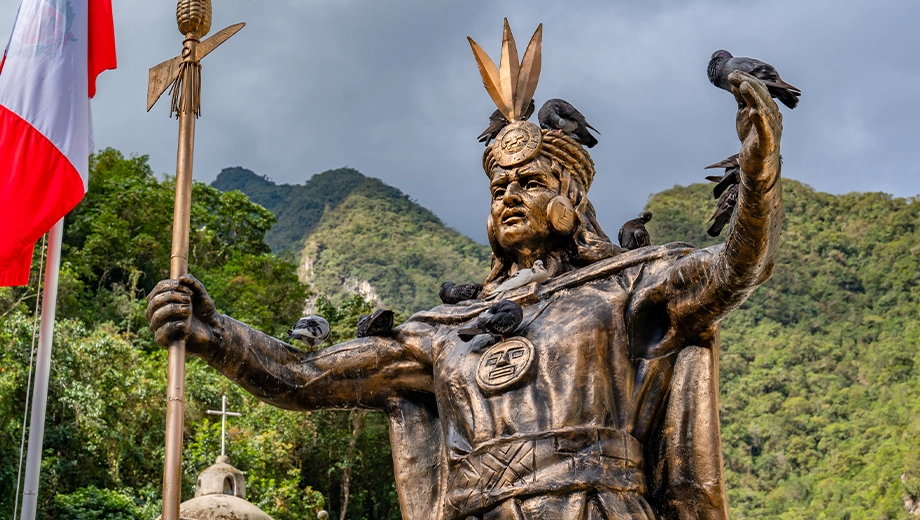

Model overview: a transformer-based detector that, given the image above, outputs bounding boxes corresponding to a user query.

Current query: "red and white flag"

[0,0,115,286]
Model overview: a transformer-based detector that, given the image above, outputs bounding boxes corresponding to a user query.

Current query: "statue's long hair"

[482,132,620,291]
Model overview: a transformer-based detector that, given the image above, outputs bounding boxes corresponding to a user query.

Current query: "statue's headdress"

[469,21,615,285]
[468,20,596,200]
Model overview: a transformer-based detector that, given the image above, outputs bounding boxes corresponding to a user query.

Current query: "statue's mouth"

[501,208,527,225]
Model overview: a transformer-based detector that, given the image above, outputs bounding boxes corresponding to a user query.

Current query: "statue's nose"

[495,350,512,367]
[504,182,523,203]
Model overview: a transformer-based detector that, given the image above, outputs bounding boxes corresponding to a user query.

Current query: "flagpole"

[17,218,64,520]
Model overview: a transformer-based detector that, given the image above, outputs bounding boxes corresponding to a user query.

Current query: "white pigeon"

[287,316,331,350]
[494,260,549,293]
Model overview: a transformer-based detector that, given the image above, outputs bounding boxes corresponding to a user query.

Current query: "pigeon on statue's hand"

[478,99,536,145]
[287,316,331,350]
[618,212,653,250]
[439,281,484,305]
[708,50,801,109]
[704,153,740,199]
[494,260,549,294]
[538,98,599,148]
[357,309,395,338]
[457,299,524,342]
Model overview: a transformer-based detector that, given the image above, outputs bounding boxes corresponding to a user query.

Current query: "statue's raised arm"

[146,275,434,411]
[667,70,784,334]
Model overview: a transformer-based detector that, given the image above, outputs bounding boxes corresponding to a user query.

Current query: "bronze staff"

[146,2,243,518]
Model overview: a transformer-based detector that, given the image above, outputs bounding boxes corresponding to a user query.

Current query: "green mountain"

[212,167,492,314]
[648,179,920,518]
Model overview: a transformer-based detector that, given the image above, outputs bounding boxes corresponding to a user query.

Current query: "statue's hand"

[146,274,220,353]
[730,70,782,184]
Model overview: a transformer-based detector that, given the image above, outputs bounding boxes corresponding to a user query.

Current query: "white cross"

[206,395,242,457]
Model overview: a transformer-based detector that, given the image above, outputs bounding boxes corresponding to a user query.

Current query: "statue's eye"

[492,187,506,198]
[525,180,544,190]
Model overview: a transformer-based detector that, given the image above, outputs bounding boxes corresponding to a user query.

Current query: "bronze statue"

[147,20,783,520]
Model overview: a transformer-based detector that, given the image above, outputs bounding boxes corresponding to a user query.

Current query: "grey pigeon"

[287,316,331,350]
[618,212,653,250]
[704,153,740,199]
[357,309,395,338]
[708,183,739,237]
[478,99,536,145]
[439,281,484,305]
[494,260,549,294]
[538,98,599,148]
[708,50,801,109]
[457,299,524,342]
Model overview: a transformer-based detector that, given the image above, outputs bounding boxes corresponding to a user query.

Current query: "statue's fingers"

[145,289,191,322]
[146,278,189,303]
[739,82,778,153]
[154,320,190,347]
[148,302,192,332]
[178,274,217,317]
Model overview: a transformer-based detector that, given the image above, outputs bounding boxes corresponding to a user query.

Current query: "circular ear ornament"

[547,195,576,235]
[493,121,542,167]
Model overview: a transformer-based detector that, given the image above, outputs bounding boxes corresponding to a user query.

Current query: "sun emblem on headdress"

[468,20,543,168]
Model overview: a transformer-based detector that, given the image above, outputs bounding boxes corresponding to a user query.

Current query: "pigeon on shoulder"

[439,281,484,305]
[708,50,801,109]
[494,260,549,294]
[538,98,599,148]
[357,309,395,338]
[457,299,524,342]
[287,316,331,350]
[478,99,536,146]
[618,212,653,250]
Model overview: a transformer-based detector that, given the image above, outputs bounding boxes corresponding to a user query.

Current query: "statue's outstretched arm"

[146,275,434,411]
[669,71,783,331]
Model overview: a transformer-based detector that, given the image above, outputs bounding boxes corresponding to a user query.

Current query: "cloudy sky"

[3,0,919,244]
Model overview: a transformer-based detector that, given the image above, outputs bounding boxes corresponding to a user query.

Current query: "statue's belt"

[444,427,646,518]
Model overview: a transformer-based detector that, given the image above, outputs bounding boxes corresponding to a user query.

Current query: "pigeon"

[478,99,536,145]
[439,281,484,305]
[457,299,524,342]
[538,98,600,148]
[707,183,739,237]
[707,50,801,109]
[704,153,740,199]
[618,211,653,250]
[287,316,331,350]
[357,309,395,338]
[493,260,549,294]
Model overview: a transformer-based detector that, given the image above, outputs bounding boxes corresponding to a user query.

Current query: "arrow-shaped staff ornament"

[147,2,243,520]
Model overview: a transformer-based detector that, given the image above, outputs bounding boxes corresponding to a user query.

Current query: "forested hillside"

[648,179,920,518]
[2,152,920,519]
[214,167,492,315]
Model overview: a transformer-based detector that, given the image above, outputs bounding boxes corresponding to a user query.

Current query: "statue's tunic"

[384,244,726,520]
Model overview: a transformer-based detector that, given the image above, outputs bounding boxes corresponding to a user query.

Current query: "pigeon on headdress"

[457,299,524,342]
[707,183,739,237]
[538,98,599,148]
[707,50,801,109]
[478,99,536,146]
[356,309,395,338]
[439,281,484,305]
[704,153,740,199]
[494,260,549,294]
[618,212,653,250]
[287,316,331,350]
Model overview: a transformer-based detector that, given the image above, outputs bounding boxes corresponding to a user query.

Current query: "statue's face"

[489,156,561,252]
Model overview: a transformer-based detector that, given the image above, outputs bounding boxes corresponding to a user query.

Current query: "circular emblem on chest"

[475,337,536,393]
[493,121,542,167]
